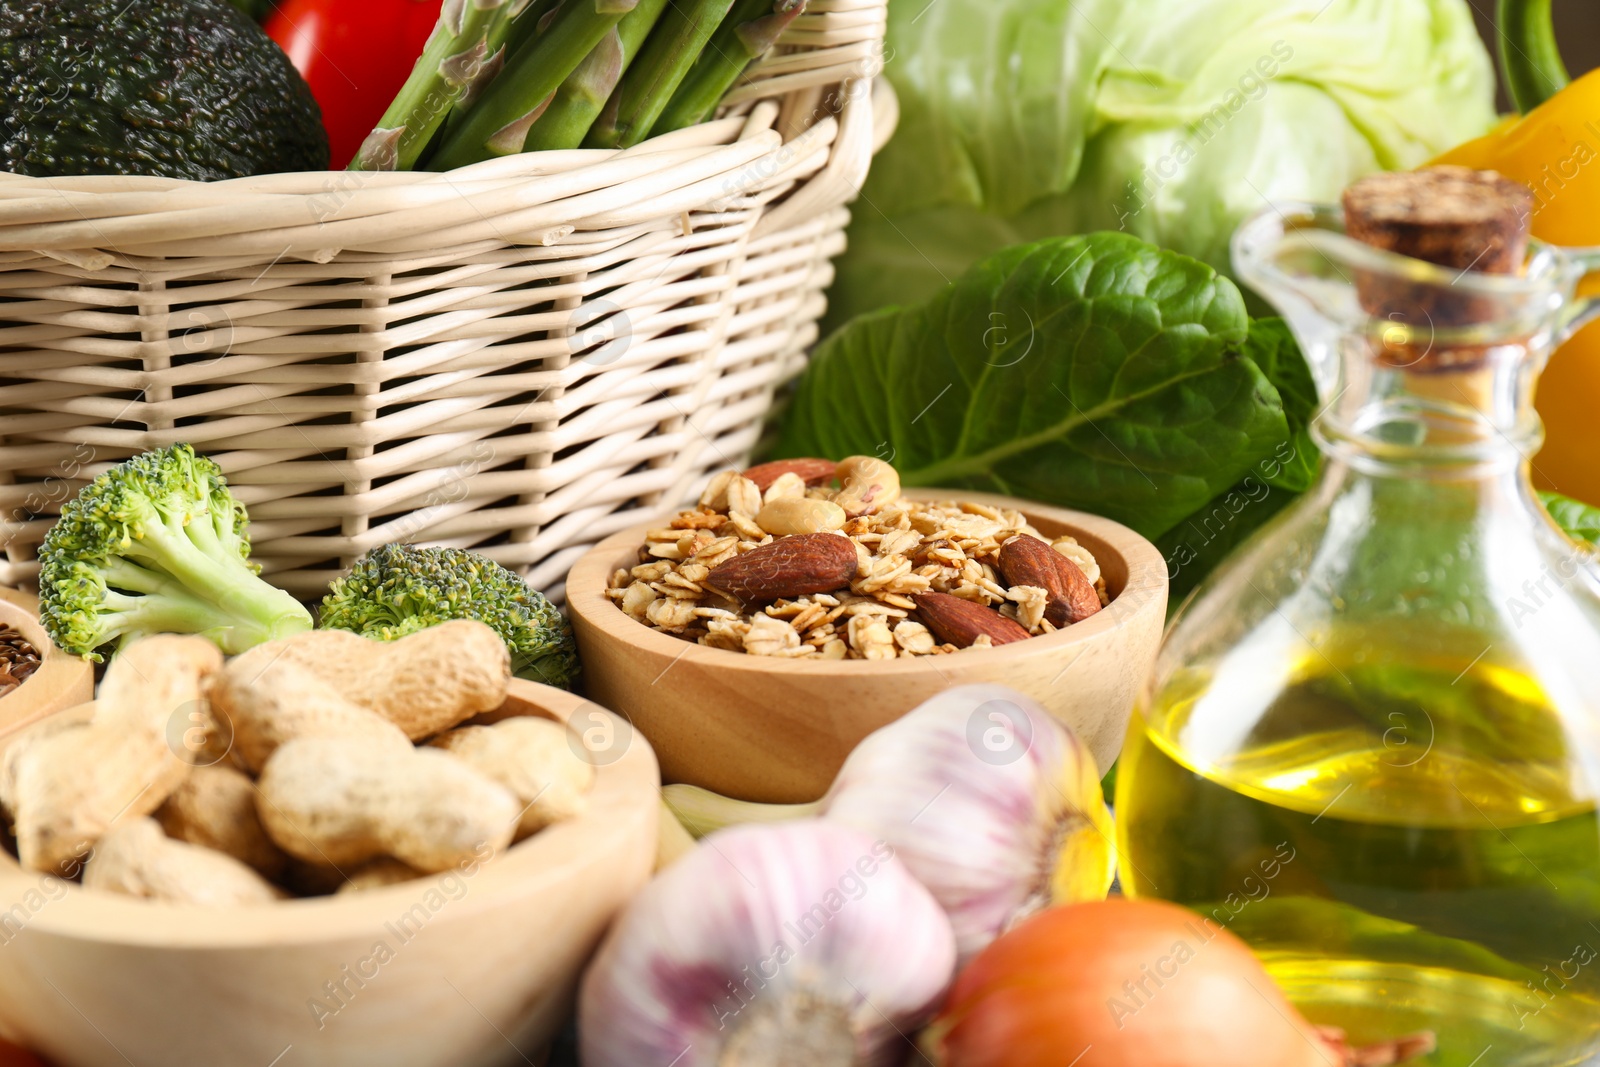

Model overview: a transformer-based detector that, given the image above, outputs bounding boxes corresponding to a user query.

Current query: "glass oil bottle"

[1116,170,1600,1066]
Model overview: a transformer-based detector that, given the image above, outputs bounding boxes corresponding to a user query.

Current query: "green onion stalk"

[653,0,806,134]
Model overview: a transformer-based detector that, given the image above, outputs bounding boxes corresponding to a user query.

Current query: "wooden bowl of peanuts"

[567,462,1168,804]
[0,677,658,1067]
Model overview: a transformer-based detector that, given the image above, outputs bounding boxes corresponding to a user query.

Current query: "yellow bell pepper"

[1434,0,1600,503]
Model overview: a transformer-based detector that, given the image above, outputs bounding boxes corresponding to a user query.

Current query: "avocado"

[225,0,277,19]
[0,0,328,180]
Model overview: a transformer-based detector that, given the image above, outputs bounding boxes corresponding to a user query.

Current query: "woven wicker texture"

[0,0,894,599]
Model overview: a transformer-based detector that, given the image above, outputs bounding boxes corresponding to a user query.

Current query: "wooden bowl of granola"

[0,588,92,741]
[566,487,1167,803]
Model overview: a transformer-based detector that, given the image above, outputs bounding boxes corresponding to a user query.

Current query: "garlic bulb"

[579,820,956,1067]
[663,684,1115,964]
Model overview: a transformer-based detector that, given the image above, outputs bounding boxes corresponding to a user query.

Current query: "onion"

[922,899,1435,1067]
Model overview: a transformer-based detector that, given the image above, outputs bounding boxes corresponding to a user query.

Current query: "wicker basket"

[0,0,894,600]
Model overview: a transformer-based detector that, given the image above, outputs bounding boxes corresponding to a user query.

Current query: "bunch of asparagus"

[353,0,808,172]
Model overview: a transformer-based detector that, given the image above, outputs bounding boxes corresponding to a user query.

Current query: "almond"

[741,458,837,492]
[912,592,1031,648]
[998,534,1102,627]
[705,533,857,604]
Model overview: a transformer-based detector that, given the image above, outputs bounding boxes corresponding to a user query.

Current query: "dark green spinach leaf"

[1155,477,1297,609]
[1151,316,1322,605]
[1541,492,1600,547]
[1242,317,1318,493]
[778,233,1306,543]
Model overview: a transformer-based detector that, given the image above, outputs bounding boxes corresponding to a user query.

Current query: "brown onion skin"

[924,899,1335,1067]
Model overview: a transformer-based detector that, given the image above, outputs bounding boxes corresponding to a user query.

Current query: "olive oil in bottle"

[1130,178,1600,1067]
[1117,649,1600,1067]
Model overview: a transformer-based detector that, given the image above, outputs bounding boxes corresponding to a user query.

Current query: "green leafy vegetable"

[1155,475,1297,608]
[1151,317,1321,604]
[1241,318,1317,493]
[777,233,1312,555]
[826,0,1498,330]
[1541,492,1600,547]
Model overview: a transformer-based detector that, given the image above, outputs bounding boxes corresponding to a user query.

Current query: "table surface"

[0,1027,584,1066]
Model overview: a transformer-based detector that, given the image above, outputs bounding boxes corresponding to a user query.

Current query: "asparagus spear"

[490,0,564,69]
[584,0,738,149]
[428,0,639,170]
[521,0,673,151]
[653,0,806,134]
[351,0,519,171]
[439,0,563,127]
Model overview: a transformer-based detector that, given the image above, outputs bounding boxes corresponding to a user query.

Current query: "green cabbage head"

[828,0,1498,330]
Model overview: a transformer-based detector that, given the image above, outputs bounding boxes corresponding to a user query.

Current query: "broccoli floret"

[319,544,581,690]
[38,444,313,661]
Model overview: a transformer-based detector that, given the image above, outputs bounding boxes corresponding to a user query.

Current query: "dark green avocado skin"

[0,0,329,180]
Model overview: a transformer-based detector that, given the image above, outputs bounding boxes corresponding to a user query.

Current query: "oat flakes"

[605,458,1108,659]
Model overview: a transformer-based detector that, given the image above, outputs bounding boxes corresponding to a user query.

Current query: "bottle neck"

[1313,339,1543,479]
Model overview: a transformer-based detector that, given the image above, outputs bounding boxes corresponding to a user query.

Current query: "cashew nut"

[761,472,808,505]
[833,456,902,516]
[755,497,848,537]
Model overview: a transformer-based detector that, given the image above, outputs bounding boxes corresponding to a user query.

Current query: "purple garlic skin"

[579,820,956,1067]
[821,684,1116,964]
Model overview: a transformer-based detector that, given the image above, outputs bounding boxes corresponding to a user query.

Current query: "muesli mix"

[605,457,1108,660]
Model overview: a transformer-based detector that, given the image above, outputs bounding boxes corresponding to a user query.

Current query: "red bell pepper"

[266,0,441,169]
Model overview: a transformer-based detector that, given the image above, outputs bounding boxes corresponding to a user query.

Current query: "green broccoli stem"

[584,0,738,149]
[652,0,805,134]
[97,588,265,654]
[514,650,579,686]
[125,516,311,653]
[522,0,672,151]
[428,0,638,170]
[100,555,191,597]
[1497,0,1570,113]
[351,0,518,171]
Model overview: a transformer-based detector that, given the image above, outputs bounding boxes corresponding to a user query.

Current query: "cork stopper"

[1343,166,1533,278]
[1341,167,1534,370]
